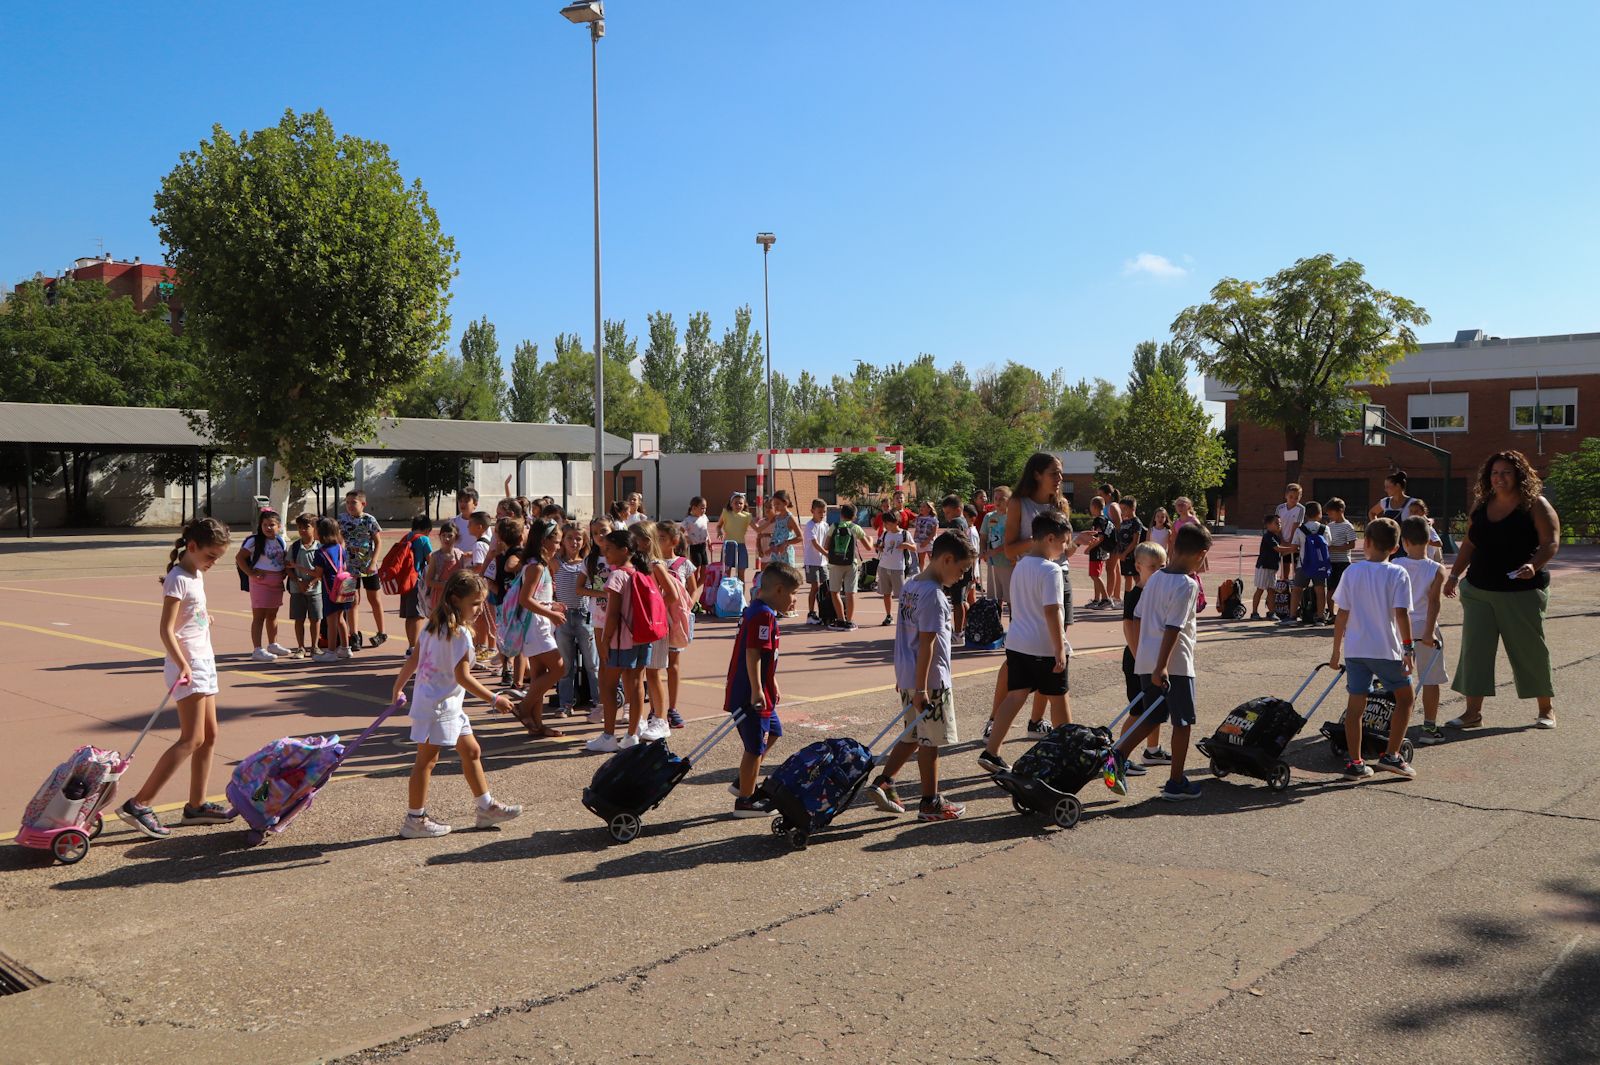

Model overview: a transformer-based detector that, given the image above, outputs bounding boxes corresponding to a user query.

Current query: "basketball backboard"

[632,433,661,460]
[1361,404,1387,447]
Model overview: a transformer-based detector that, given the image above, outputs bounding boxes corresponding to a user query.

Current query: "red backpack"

[623,566,669,646]
[377,534,419,596]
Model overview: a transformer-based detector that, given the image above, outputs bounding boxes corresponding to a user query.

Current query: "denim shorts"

[607,645,652,670]
[723,541,749,570]
[1345,656,1412,694]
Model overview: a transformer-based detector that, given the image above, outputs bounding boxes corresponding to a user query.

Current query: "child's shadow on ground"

[48,829,393,891]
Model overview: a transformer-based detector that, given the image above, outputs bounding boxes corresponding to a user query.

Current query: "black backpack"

[964,596,1004,647]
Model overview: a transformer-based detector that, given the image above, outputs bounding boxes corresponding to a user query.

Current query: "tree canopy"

[152,108,458,508]
[1172,253,1428,482]
[1096,370,1231,519]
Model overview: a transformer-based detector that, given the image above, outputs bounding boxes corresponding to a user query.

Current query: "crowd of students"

[110,448,1560,840]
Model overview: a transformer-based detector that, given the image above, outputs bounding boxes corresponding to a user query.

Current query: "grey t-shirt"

[894,570,953,692]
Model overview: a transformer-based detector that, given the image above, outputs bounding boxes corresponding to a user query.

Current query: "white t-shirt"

[1392,555,1443,639]
[470,535,491,567]
[1332,560,1413,661]
[449,515,474,546]
[1007,555,1068,658]
[893,571,953,692]
[413,625,473,715]
[802,518,829,568]
[1325,519,1358,556]
[684,514,709,546]
[1133,569,1198,677]
[878,530,911,573]
[625,512,646,527]
[241,534,287,572]
[163,566,214,662]
[1275,502,1306,545]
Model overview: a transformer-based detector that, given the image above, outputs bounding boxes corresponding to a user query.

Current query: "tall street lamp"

[561,0,606,516]
[756,232,776,501]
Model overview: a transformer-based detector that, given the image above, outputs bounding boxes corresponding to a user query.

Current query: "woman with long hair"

[1443,450,1560,729]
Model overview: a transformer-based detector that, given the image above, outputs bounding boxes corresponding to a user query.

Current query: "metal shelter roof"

[0,402,627,456]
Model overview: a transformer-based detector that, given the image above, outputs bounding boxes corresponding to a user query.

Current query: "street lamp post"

[756,232,776,503]
[562,1,606,517]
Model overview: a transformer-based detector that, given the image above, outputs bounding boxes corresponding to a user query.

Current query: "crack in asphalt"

[1373,789,1600,823]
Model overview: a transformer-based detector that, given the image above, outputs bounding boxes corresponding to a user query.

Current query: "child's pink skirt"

[249,572,286,610]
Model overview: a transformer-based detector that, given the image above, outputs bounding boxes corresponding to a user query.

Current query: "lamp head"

[756,232,776,249]
[560,1,604,24]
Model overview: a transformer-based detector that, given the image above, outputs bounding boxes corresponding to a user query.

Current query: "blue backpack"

[760,738,875,829]
[1301,522,1332,579]
[715,576,747,619]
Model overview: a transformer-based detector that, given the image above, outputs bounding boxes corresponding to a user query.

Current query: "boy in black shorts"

[1118,541,1168,776]
[1103,521,1212,801]
[977,509,1072,774]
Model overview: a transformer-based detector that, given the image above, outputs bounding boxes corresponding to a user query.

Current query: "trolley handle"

[686,711,744,765]
[1298,665,1348,724]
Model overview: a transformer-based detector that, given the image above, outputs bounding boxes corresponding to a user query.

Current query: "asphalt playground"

[1,531,1597,1065]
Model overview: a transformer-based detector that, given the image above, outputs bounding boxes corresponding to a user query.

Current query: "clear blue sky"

[5,2,1597,392]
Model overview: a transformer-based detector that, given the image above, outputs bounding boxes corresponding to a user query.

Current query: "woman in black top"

[1443,450,1560,729]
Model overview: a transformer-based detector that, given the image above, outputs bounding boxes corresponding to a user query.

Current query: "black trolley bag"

[582,711,744,843]
[1198,663,1346,791]
[761,706,927,851]
[993,692,1165,829]
[1319,646,1439,765]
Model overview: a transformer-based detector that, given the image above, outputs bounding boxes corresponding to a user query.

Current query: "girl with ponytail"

[119,518,234,839]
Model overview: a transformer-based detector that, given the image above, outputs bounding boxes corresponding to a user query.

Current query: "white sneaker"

[336,646,352,660]
[264,643,293,658]
[399,812,451,839]
[586,707,606,725]
[641,717,670,742]
[474,802,523,829]
[618,732,641,750]
[312,650,338,664]
[250,647,278,663]
[585,733,621,754]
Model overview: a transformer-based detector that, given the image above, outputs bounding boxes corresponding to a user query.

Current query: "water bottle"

[63,773,89,801]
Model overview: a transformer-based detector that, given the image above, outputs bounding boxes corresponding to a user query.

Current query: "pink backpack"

[664,558,693,649]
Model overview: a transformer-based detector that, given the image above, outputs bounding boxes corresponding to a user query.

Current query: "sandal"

[525,723,565,739]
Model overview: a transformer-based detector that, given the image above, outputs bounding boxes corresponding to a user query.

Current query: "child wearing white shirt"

[1329,517,1417,780]
[1394,516,1448,746]
[876,511,915,625]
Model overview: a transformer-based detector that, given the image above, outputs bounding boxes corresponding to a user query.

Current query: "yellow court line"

[0,584,255,620]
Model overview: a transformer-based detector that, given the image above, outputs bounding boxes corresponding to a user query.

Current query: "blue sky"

[5,2,1597,393]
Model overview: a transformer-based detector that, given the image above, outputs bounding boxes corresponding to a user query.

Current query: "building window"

[620,474,639,497]
[1407,392,1468,433]
[1510,387,1577,430]
[816,475,835,501]
[744,475,758,500]
[1312,478,1370,522]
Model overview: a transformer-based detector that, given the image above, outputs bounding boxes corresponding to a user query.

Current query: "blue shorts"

[1137,674,1198,728]
[1345,657,1412,694]
[723,541,750,570]
[607,645,652,670]
[733,706,782,756]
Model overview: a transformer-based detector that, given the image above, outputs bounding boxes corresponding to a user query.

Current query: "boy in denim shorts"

[866,531,973,822]
[1103,521,1212,801]
[1328,517,1418,779]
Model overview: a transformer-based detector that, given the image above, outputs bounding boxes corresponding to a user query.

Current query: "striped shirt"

[553,557,587,611]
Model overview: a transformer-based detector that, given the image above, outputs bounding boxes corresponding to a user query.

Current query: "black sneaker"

[1026,719,1051,738]
[180,801,235,825]
[117,799,170,838]
[732,795,771,818]
[982,718,994,739]
[351,630,365,651]
[1344,759,1374,779]
[500,665,513,688]
[370,632,388,647]
[881,615,893,626]
[806,611,821,626]
[977,750,1010,775]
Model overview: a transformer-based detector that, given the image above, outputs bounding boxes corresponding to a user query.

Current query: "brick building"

[1208,330,1600,525]
[15,254,183,334]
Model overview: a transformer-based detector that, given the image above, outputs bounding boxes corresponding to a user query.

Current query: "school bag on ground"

[625,568,669,645]
[699,562,725,612]
[581,711,744,842]
[715,576,747,619]
[1197,664,1347,791]
[816,571,839,626]
[1300,521,1332,580]
[1216,578,1247,620]
[378,533,421,595]
[964,596,1004,648]
[827,522,858,566]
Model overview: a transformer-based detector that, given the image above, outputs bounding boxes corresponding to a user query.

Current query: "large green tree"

[716,305,765,452]
[0,277,200,521]
[152,108,457,511]
[544,328,668,438]
[504,340,548,422]
[1129,338,1196,391]
[1096,371,1231,519]
[641,311,684,451]
[678,311,720,453]
[831,451,896,501]
[1172,253,1428,483]
[458,316,506,416]
[1048,377,1125,451]
[972,362,1053,492]
[1545,437,1600,540]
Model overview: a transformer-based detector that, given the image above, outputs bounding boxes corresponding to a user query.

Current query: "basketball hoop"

[632,433,661,461]
[1361,404,1387,447]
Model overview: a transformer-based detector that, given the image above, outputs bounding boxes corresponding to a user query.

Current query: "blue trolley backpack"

[759,708,926,849]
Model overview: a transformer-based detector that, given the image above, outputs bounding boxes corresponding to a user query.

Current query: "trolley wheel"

[245,829,267,847]
[1327,737,1347,761]
[770,816,788,836]
[787,829,808,850]
[1399,739,1415,763]
[1266,761,1292,792]
[607,812,642,844]
[1209,757,1229,780]
[1011,796,1032,815]
[52,829,90,865]
[88,814,104,840]
[1051,795,1082,830]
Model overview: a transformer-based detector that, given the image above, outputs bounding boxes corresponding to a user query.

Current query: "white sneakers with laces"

[399,812,451,838]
